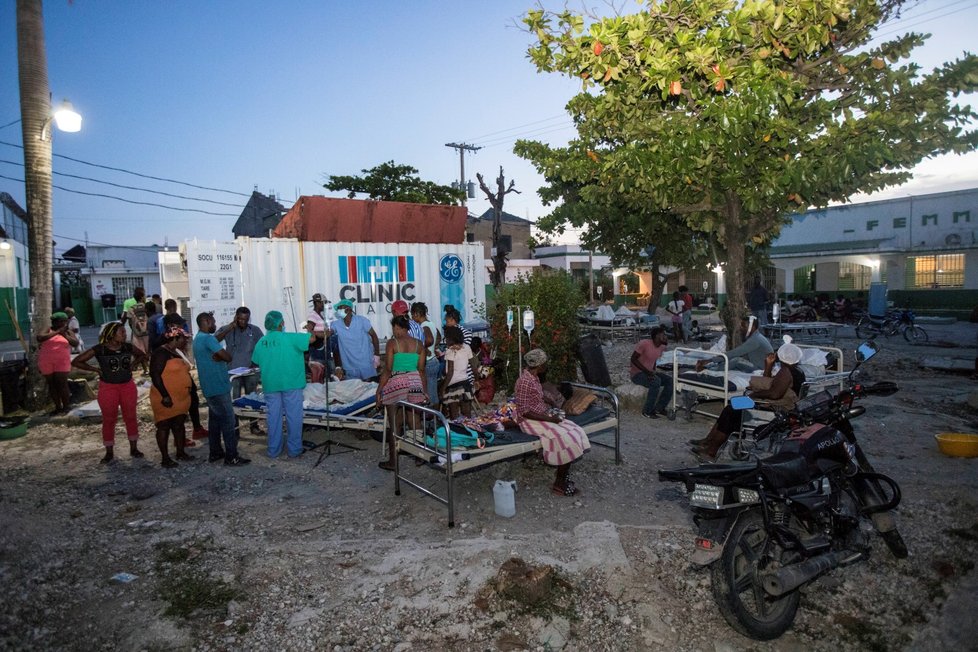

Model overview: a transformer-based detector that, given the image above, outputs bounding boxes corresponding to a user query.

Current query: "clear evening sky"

[1,0,976,258]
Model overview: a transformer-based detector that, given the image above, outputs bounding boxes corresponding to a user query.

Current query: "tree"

[16,0,54,409]
[520,0,978,342]
[324,160,464,205]
[476,167,520,290]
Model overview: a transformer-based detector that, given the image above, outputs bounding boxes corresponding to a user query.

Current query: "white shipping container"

[174,238,486,339]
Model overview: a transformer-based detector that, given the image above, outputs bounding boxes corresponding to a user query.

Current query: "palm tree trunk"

[17,0,55,410]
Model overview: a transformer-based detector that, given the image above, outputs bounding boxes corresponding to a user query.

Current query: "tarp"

[272,196,467,244]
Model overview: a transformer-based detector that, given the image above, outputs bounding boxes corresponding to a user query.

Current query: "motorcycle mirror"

[730,395,755,410]
[855,340,879,363]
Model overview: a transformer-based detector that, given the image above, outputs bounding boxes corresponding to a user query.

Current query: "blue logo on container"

[439,254,463,284]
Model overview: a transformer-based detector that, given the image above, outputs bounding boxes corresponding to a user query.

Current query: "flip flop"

[551,483,579,497]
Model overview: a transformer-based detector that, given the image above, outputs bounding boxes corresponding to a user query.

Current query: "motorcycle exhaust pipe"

[762,550,863,597]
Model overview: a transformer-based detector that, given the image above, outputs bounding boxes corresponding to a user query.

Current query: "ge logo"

[439,254,463,283]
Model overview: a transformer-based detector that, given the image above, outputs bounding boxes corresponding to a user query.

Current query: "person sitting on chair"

[690,338,805,462]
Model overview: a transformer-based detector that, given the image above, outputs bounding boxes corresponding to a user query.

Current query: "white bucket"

[493,480,516,518]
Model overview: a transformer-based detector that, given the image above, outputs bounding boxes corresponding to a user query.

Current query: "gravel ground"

[1,319,977,651]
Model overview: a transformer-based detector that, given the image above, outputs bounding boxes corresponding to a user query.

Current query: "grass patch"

[154,538,240,619]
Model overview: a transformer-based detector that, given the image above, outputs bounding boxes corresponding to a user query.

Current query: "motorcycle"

[658,341,907,640]
[855,308,929,344]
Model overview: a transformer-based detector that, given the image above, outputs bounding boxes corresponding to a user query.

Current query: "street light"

[40,99,81,140]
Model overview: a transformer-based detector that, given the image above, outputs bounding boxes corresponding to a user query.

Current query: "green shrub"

[490,270,581,391]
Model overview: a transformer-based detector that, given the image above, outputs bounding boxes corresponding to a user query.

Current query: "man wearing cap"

[392,299,424,342]
[251,311,315,459]
[306,293,334,373]
[695,315,773,373]
[193,312,250,466]
[690,337,805,461]
[330,300,380,381]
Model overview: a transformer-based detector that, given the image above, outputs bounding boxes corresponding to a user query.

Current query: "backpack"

[426,422,494,450]
[131,303,148,337]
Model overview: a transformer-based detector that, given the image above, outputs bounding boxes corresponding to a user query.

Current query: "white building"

[83,245,165,320]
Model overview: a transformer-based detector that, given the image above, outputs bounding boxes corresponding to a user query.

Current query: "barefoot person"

[513,348,590,496]
[149,326,194,468]
[36,311,78,415]
[376,315,428,471]
[72,321,146,463]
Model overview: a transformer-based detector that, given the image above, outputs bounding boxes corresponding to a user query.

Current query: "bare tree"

[16,0,54,409]
[476,167,520,290]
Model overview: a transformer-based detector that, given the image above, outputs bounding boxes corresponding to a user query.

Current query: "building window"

[904,254,964,289]
[838,262,871,290]
[465,233,474,243]
[110,276,144,300]
[684,270,721,298]
[499,235,513,254]
[2,206,27,245]
[794,265,815,293]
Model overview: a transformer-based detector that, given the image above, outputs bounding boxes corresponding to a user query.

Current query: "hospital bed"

[667,343,845,420]
[232,380,386,437]
[390,382,621,527]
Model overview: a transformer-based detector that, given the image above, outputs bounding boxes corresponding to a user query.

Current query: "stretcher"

[762,321,845,345]
[391,382,621,527]
[231,381,386,435]
[668,344,845,420]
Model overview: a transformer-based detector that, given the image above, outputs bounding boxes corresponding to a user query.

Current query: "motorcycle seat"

[759,453,810,489]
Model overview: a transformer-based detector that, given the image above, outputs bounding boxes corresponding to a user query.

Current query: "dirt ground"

[1,321,977,651]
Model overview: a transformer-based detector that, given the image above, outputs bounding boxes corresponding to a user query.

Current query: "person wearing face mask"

[330,300,380,381]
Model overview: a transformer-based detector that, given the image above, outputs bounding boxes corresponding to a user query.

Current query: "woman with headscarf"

[149,326,194,468]
[72,321,147,463]
[36,311,79,415]
[513,348,590,497]
[690,337,806,462]
[376,315,428,471]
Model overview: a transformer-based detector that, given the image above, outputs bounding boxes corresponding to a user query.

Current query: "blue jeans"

[425,357,440,405]
[631,371,674,415]
[205,392,238,460]
[265,388,304,458]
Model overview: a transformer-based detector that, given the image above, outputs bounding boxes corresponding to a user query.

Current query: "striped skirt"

[442,380,473,405]
[518,418,590,466]
[380,371,427,406]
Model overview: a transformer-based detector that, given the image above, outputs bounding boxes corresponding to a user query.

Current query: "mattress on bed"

[484,405,616,448]
[678,371,744,391]
[233,392,376,416]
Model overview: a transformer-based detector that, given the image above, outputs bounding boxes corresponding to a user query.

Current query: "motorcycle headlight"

[690,484,724,509]
[735,488,760,504]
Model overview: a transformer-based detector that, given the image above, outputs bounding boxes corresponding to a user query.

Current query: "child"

[440,326,475,418]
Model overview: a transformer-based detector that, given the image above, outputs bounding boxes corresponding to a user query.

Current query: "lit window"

[838,262,871,290]
[905,254,964,288]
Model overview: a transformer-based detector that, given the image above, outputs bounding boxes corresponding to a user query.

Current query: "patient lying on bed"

[694,316,773,373]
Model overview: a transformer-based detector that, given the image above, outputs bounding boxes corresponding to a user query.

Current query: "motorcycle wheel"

[854,320,875,340]
[710,509,800,640]
[903,325,929,344]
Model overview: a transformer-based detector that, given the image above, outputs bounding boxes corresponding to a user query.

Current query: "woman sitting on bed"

[377,315,429,471]
[690,338,805,461]
[695,315,773,373]
[514,348,590,497]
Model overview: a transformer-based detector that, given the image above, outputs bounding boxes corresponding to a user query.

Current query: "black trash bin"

[0,359,27,415]
[100,293,116,308]
[577,333,611,387]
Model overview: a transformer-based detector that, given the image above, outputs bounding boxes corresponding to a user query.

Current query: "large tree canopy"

[324,160,464,205]
[518,0,978,340]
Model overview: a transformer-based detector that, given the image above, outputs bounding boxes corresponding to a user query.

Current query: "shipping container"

[164,238,486,340]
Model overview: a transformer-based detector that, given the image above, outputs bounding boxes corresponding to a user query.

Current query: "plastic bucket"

[493,480,516,518]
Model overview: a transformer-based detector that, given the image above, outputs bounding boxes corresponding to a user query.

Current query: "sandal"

[551,483,579,497]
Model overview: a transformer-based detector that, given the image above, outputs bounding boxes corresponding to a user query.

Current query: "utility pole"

[445,142,481,207]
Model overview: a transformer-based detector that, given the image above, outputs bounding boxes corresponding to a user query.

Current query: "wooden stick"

[4,300,28,355]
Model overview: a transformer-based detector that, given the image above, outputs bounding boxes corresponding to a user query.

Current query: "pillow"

[563,388,597,416]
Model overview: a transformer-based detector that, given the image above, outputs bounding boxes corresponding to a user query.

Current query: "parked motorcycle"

[855,308,929,344]
[658,341,907,640]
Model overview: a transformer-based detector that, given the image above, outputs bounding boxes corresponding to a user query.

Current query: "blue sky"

[1,0,976,257]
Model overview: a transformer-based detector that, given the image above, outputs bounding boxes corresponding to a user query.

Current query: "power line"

[0,158,244,208]
[0,139,251,197]
[871,0,975,40]
[0,119,20,131]
[53,232,174,253]
[463,113,570,143]
[0,173,240,216]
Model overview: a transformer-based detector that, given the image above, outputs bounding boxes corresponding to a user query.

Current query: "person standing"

[216,306,264,436]
[36,312,78,415]
[72,321,146,463]
[376,315,427,471]
[410,301,441,409]
[629,326,673,419]
[666,291,686,344]
[147,301,165,352]
[749,276,770,327]
[157,301,208,441]
[194,312,250,466]
[679,285,694,341]
[306,293,334,376]
[440,326,475,418]
[251,311,314,459]
[65,307,83,354]
[330,299,380,381]
[121,287,145,320]
[392,299,424,342]
[149,327,194,468]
